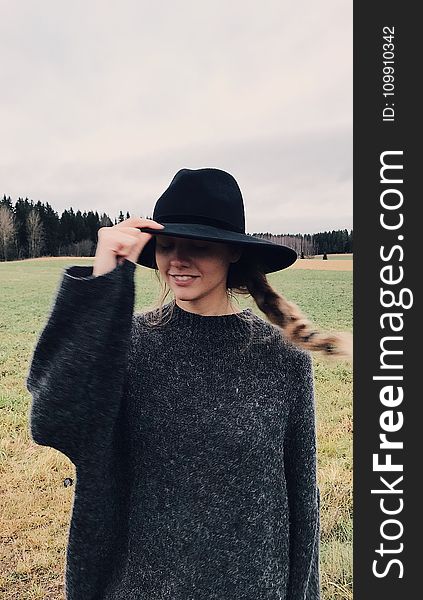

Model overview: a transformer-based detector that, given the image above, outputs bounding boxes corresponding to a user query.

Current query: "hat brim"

[137,222,297,273]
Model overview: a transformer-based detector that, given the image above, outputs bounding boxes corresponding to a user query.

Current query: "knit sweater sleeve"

[284,350,321,600]
[25,258,136,467]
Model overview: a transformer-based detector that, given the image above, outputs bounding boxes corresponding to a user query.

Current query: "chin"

[173,288,204,301]
[174,292,198,301]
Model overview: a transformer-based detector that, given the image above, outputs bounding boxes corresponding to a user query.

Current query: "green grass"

[0,258,353,599]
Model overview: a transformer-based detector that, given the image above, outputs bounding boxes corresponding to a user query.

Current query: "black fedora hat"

[138,168,297,274]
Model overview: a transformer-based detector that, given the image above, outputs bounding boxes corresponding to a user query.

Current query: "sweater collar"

[164,300,255,336]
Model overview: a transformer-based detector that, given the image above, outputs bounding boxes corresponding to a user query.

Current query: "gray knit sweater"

[26,258,321,600]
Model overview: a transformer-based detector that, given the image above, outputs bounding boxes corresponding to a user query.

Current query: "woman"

[26,168,352,600]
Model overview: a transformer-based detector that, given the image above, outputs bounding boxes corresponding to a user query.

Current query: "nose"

[169,244,192,265]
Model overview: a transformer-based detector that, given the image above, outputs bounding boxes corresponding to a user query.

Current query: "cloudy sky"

[1,1,352,234]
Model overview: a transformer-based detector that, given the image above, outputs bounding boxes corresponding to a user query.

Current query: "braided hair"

[226,247,353,360]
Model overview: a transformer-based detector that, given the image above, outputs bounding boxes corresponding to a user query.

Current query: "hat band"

[156,214,244,234]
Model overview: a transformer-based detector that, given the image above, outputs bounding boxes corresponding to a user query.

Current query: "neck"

[175,296,241,317]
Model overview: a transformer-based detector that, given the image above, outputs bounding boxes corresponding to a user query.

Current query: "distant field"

[0,258,353,600]
[314,253,353,260]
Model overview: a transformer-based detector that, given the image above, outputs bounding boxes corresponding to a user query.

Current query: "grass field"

[0,257,353,599]
[314,253,353,261]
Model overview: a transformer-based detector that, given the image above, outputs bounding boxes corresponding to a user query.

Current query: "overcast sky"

[1,1,352,234]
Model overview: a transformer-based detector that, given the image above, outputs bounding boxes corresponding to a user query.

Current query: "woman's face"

[155,235,242,303]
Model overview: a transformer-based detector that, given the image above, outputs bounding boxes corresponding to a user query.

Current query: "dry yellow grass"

[0,422,70,599]
[291,260,353,272]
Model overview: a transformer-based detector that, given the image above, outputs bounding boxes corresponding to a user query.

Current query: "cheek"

[201,256,230,278]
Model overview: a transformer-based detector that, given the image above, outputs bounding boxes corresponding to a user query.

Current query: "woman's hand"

[93,217,164,277]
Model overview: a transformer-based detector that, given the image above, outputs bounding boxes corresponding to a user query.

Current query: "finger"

[113,226,153,238]
[109,230,145,245]
[115,217,164,229]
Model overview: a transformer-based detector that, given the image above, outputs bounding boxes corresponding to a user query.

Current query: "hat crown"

[153,168,246,234]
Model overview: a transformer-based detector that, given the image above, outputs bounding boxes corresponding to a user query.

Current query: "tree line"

[0,195,352,262]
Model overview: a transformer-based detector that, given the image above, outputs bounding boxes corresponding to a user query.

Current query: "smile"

[170,275,198,281]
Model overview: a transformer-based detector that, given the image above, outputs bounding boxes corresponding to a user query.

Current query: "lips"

[169,274,199,285]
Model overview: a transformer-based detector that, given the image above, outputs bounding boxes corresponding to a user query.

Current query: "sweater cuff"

[58,259,136,297]
[46,259,137,315]
[64,258,136,282]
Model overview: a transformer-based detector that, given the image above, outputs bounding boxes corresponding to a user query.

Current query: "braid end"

[322,331,353,362]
